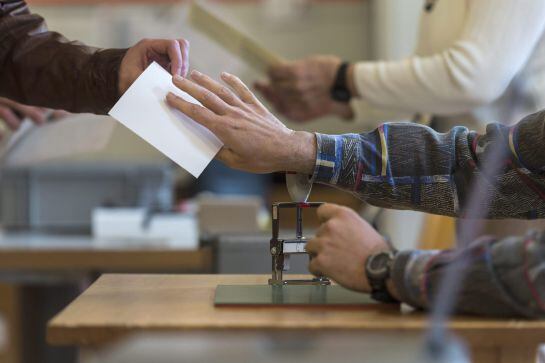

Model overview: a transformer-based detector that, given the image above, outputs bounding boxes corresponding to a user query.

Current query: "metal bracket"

[268,202,330,286]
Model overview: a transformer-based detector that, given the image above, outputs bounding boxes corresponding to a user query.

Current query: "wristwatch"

[365,250,399,303]
[330,62,352,103]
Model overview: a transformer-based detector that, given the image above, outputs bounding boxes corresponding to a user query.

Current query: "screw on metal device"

[268,202,331,286]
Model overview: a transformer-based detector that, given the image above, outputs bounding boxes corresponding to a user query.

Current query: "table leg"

[20,284,81,363]
[0,283,22,363]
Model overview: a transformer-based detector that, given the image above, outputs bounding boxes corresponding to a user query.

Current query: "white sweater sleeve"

[353,0,545,117]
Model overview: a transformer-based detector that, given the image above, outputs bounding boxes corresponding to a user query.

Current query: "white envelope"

[109,62,223,178]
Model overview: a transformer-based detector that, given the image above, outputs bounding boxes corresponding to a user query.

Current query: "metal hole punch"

[268,202,331,286]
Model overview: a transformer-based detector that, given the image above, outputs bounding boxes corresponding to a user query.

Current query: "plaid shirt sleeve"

[391,232,545,318]
[309,110,545,317]
[311,110,545,219]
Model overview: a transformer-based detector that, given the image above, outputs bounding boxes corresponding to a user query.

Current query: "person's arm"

[351,0,545,114]
[391,231,545,318]
[0,1,189,114]
[312,109,545,219]
[166,69,545,220]
[304,203,544,318]
[0,1,125,113]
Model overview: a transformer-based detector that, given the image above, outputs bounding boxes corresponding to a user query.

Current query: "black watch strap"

[330,62,351,103]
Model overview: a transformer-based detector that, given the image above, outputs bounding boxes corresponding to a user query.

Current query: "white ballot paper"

[109,62,223,178]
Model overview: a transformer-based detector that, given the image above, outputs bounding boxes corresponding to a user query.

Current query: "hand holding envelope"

[165,70,317,176]
[109,62,223,178]
[109,63,315,178]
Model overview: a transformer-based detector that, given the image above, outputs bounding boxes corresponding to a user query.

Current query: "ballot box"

[0,162,174,233]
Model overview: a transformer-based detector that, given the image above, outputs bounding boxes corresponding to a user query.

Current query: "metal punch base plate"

[214,284,377,306]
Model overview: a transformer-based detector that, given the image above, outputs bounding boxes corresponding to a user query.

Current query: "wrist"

[386,278,401,302]
[346,64,359,98]
[362,240,391,292]
[364,241,400,303]
[284,131,316,175]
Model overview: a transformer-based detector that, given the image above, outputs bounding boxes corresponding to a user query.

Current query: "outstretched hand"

[166,70,317,174]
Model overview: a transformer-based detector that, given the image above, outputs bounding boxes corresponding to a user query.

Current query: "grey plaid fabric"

[310,110,545,318]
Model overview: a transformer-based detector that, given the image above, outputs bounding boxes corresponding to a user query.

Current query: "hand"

[0,98,68,139]
[166,70,317,174]
[254,55,354,122]
[306,203,391,292]
[119,38,190,95]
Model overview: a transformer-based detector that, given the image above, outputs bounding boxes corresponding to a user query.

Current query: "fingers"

[0,97,50,126]
[306,238,326,277]
[179,39,190,77]
[145,39,190,77]
[220,72,264,108]
[0,106,21,130]
[190,70,243,108]
[308,258,322,277]
[305,237,322,255]
[50,110,70,121]
[14,104,47,125]
[172,75,229,116]
[167,40,183,76]
[316,203,344,223]
[166,92,222,138]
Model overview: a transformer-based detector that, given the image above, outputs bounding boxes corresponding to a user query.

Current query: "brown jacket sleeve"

[0,0,127,114]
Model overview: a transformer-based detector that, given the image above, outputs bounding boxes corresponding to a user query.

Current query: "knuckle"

[202,91,213,102]
[229,108,246,119]
[219,87,234,101]
[341,207,356,219]
[324,220,337,233]
[189,103,201,117]
[228,119,242,131]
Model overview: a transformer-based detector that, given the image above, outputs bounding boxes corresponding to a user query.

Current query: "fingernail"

[173,75,183,82]
[166,92,176,101]
[191,70,202,78]
[221,72,231,79]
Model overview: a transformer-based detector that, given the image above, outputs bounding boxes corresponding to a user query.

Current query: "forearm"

[390,232,545,318]
[0,1,126,113]
[350,0,545,115]
[310,110,545,219]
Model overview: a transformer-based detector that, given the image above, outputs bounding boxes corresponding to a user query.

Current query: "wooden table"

[0,234,212,363]
[0,233,211,274]
[48,274,545,363]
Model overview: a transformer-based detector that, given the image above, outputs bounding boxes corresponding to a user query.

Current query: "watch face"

[368,252,391,277]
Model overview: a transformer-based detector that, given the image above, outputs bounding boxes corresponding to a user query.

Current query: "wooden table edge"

[0,247,213,272]
[47,322,545,347]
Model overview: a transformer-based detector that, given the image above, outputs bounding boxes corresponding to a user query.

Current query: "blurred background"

[0,1,437,363]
